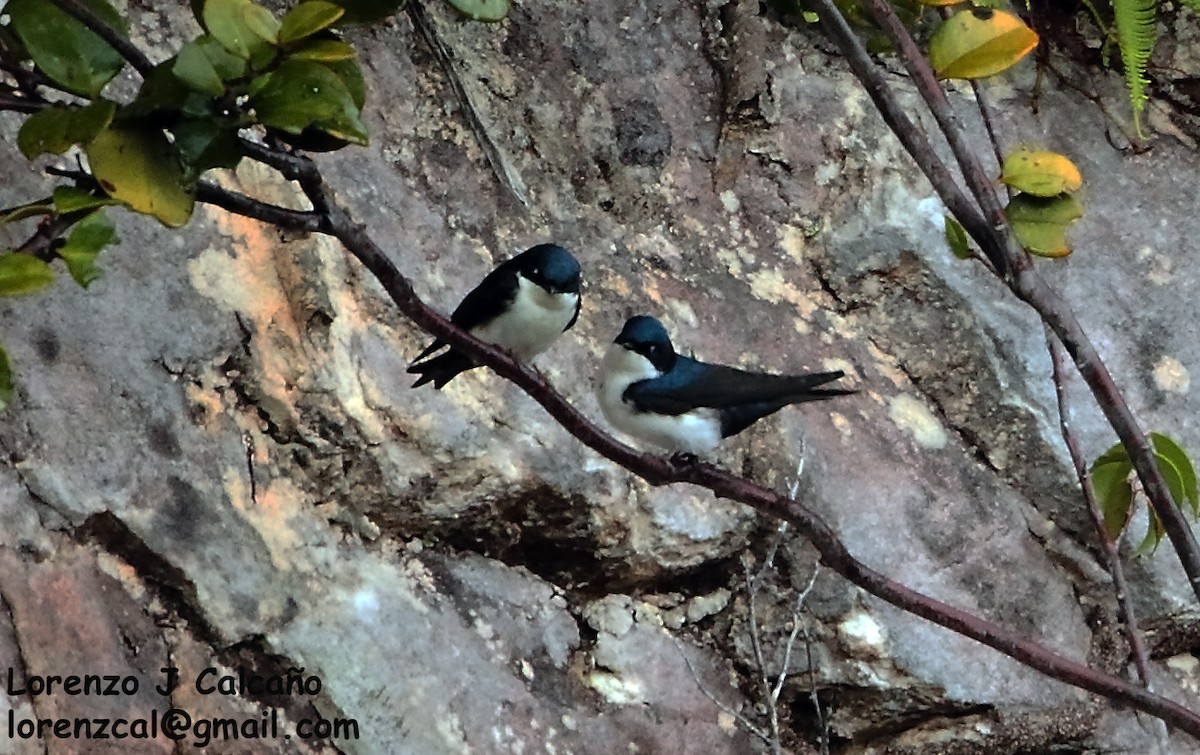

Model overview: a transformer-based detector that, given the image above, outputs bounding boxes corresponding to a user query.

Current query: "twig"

[778,566,827,755]
[677,640,773,744]
[405,0,529,206]
[0,93,46,114]
[0,59,57,95]
[773,565,820,704]
[967,53,1153,691]
[743,559,783,754]
[45,0,154,78]
[811,0,1200,605]
[196,182,324,233]
[1047,332,1152,685]
[811,0,1006,275]
[861,0,1017,248]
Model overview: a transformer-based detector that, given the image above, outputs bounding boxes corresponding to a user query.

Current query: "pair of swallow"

[408,244,854,455]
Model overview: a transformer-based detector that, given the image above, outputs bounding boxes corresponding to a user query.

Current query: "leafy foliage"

[0,254,55,296]
[1112,0,1156,137]
[59,211,119,288]
[946,147,1084,260]
[0,0,416,402]
[1091,434,1199,555]
[6,0,127,96]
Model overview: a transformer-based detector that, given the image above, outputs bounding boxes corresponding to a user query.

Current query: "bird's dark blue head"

[517,244,582,295]
[615,315,677,372]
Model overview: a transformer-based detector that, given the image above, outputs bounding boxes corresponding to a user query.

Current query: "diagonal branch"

[186,149,1200,739]
[811,0,1200,603]
[13,0,1200,739]
[1048,332,1152,686]
[811,0,1007,275]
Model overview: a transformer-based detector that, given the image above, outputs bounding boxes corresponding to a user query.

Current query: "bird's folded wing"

[624,361,847,415]
[449,261,520,331]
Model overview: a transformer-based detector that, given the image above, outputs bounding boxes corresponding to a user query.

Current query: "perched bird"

[408,244,582,388]
[597,315,854,455]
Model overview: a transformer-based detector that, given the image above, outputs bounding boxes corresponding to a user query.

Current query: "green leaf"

[1006,193,1084,258]
[279,1,346,44]
[1092,442,1130,469]
[174,40,227,96]
[1134,509,1165,556]
[0,345,13,410]
[322,56,367,109]
[287,39,357,62]
[1150,432,1199,514]
[127,63,216,120]
[17,100,117,159]
[6,0,127,97]
[1091,460,1134,542]
[326,0,407,24]
[204,0,281,63]
[447,0,511,22]
[59,211,117,288]
[172,120,244,182]
[944,215,971,259]
[249,59,367,144]
[0,253,54,296]
[86,124,195,227]
[52,186,119,214]
[1153,449,1188,515]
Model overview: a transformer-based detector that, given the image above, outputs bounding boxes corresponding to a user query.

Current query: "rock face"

[1,2,1199,753]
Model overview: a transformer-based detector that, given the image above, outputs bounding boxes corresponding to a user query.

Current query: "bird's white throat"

[473,274,577,361]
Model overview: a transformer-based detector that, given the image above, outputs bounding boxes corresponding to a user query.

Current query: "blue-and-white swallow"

[408,244,582,388]
[598,315,854,454]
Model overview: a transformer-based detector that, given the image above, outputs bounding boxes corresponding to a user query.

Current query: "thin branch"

[0,93,47,114]
[810,0,1200,604]
[861,0,1017,253]
[811,0,1007,275]
[969,52,1152,690]
[1047,332,1152,685]
[779,566,827,755]
[0,59,57,96]
[195,182,325,233]
[743,559,783,754]
[234,175,1200,739]
[677,640,773,744]
[969,81,1005,173]
[773,565,820,704]
[45,0,154,77]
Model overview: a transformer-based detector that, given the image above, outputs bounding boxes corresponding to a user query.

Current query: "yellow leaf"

[928,9,1039,80]
[916,0,963,5]
[1000,149,1083,197]
[86,125,194,228]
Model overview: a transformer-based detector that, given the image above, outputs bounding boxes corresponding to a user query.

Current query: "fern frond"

[1180,0,1200,11]
[1113,0,1156,138]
